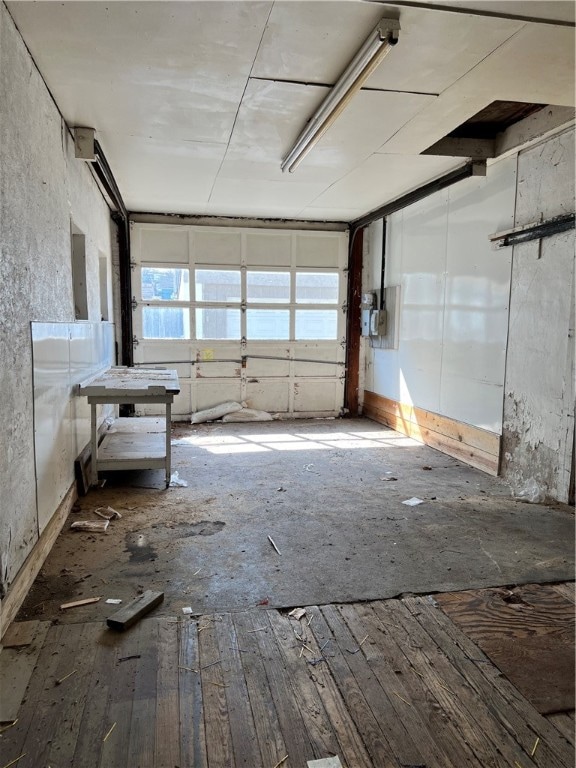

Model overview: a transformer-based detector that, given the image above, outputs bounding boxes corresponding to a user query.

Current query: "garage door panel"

[245,342,291,377]
[195,380,242,411]
[136,340,193,380]
[294,379,341,412]
[132,224,347,417]
[140,226,189,264]
[246,380,290,412]
[135,384,192,419]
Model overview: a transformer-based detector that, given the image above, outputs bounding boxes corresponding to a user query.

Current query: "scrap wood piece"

[268,535,282,555]
[70,519,109,532]
[273,757,288,768]
[106,590,164,631]
[1,754,27,768]
[60,597,101,611]
[288,607,306,621]
[103,722,116,742]
[55,669,77,686]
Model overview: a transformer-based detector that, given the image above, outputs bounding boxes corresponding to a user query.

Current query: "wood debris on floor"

[0,595,574,768]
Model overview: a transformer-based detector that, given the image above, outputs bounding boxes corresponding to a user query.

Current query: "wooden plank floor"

[0,597,574,768]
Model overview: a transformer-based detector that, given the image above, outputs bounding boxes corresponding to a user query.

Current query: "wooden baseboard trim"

[363,391,500,476]
[0,484,76,639]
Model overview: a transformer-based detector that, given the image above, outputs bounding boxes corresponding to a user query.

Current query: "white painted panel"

[366,155,516,431]
[440,156,516,427]
[440,375,505,433]
[32,322,115,532]
[245,344,291,377]
[294,380,339,412]
[194,229,242,265]
[245,232,292,267]
[395,190,449,412]
[195,380,243,411]
[135,341,192,380]
[33,324,72,533]
[140,226,189,264]
[246,380,290,412]
[295,233,342,268]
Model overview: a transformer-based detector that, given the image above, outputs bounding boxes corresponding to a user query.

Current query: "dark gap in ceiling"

[449,101,547,139]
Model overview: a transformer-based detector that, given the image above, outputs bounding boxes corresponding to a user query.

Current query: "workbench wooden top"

[79,366,180,396]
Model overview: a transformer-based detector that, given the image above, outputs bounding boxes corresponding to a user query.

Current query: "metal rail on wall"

[133,354,346,367]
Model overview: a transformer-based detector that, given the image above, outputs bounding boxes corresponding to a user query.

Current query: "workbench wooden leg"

[165,401,172,488]
[90,403,98,487]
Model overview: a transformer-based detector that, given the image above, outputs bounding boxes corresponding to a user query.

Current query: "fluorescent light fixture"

[281,17,400,173]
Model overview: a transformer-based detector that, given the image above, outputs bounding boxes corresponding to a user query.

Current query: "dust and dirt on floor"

[18,418,575,625]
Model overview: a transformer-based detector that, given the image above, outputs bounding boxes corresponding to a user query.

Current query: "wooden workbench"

[79,367,180,488]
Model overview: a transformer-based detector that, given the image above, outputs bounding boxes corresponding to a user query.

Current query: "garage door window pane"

[143,307,190,339]
[247,309,289,340]
[247,272,290,303]
[196,308,240,340]
[195,270,241,302]
[296,273,339,304]
[295,310,338,340]
[142,267,190,301]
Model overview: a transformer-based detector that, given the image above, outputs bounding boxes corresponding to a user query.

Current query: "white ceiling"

[7,0,575,222]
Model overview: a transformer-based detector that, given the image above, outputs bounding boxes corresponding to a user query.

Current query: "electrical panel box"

[361,306,387,337]
[370,309,387,336]
[361,309,372,336]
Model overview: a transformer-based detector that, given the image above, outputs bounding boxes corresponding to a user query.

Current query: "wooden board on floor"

[1,620,40,648]
[436,584,575,714]
[0,621,50,723]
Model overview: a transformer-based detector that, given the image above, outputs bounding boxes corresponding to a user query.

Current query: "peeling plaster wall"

[501,128,575,503]
[0,3,112,593]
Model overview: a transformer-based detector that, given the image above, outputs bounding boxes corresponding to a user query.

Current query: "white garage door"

[131,223,348,418]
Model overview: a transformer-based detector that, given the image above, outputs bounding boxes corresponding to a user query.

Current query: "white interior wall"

[501,128,575,502]
[0,4,113,594]
[363,155,517,433]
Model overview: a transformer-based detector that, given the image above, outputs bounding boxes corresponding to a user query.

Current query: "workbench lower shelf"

[97,431,167,472]
[79,367,180,488]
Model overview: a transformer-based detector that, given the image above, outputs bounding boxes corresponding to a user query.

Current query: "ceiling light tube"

[281,17,400,173]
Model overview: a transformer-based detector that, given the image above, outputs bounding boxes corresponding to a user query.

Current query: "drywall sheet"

[32,321,114,532]
[365,155,516,433]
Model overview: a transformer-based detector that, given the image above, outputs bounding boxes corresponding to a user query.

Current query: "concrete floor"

[19,418,575,623]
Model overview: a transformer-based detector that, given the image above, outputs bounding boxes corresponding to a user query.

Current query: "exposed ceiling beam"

[351,160,485,228]
[422,136,496,158]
